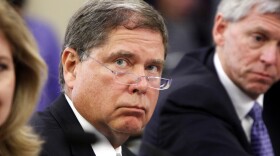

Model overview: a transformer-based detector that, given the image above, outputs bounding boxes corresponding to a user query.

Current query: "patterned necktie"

[248,102,274,156]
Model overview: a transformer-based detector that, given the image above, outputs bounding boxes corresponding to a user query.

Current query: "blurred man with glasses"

[140,0,280,156]
[30,0,171,156]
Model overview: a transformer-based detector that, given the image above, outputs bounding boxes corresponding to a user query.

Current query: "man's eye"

[254,34,265,42]
[146,65,160,73]
[115,59,128,68]
[248,33,267,48]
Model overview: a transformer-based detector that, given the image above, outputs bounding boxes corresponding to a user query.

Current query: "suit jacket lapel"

[49,94,96,156]
[193,47,251,152]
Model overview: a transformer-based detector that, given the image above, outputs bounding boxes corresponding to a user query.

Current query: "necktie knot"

[248,102,263,121]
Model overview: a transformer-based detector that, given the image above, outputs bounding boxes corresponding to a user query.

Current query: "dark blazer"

[30,94,136,156]
[139,47,280,156]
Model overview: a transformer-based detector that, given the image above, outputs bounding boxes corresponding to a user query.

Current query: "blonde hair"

[0,0,47,155]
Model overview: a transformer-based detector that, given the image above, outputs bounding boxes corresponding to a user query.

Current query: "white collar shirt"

[213,53,263,142]
[65,94,122,156]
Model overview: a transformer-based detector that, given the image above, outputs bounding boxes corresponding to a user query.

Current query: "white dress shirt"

[65,95,122,156]
[214,53,263,141]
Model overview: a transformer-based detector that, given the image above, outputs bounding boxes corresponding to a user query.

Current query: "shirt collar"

[213,53,263,120]
[65,94,122,156]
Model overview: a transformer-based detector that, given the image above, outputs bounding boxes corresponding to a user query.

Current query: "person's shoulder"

[160,75,224,108]
[30,95,67,132]
[30,108,60,132]
[179,46,215,64]
[30,108,72,155]
[158,46,230,107]
[171,46,215,77]
[122,146,136,156]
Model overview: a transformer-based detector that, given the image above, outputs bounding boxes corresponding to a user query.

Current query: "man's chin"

[246,84,270,98]
[113,118,144,134]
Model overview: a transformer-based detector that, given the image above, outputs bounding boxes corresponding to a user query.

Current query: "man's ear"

[212,14,228,46]
[61,47,80,90]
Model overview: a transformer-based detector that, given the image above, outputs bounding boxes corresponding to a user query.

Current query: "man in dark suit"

[139,0,280,156]
[30,0,172,155]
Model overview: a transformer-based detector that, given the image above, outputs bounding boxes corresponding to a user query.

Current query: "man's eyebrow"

[249,26,272,36]
[147,59,165,66]
[106,50,136,60]
[105,50,164,66]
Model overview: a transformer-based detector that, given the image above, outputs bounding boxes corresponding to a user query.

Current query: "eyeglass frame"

[84,55,172,90]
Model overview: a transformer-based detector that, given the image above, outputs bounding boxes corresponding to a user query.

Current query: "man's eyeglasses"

[88,56,172,90]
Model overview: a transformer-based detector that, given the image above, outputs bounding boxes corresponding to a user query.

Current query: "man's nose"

[128,76,149,94]
[260,44,279,65]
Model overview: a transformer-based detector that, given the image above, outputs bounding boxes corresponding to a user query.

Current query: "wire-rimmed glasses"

[88,56,172,90]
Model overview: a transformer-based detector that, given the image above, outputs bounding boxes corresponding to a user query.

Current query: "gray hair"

[217,0,280,22]
[59,0,168,90]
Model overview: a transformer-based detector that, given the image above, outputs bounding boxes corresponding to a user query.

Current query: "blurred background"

[8,0,88,111]
[25,0,88,43]
[144,0,220,76]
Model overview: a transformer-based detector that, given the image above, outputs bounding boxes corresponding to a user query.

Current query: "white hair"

[217,0,280,21]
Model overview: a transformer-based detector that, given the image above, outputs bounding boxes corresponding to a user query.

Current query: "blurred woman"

[0,0,47,155]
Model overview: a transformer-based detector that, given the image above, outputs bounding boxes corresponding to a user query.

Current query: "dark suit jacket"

[30,94,136,156]
[139,47,280,156]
